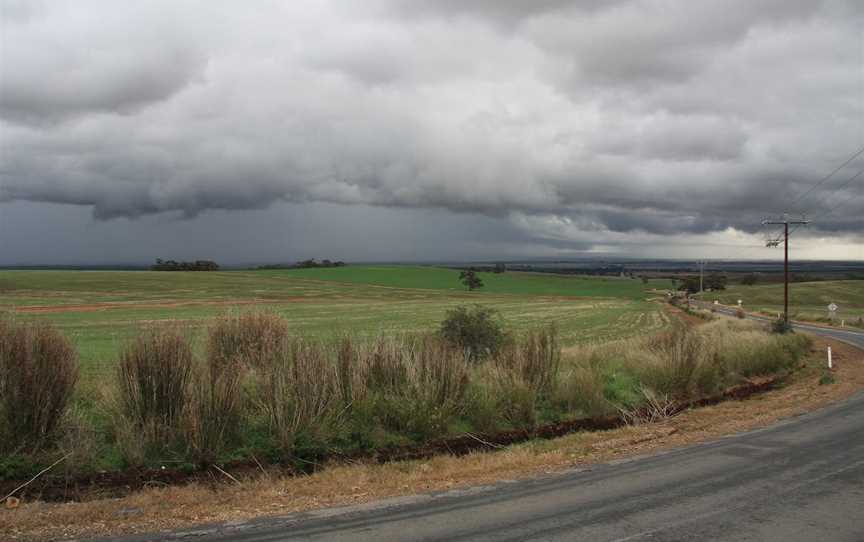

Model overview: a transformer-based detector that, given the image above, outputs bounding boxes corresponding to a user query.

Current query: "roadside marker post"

[828,346,832,370]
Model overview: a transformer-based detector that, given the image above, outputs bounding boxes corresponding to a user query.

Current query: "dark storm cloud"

[1,0,862,253]
[0,2,207,123]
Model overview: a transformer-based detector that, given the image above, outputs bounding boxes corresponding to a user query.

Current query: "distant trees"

[459,270,484,291]
[678,276,701,294]
[677,273,727,293]
[739,273,759,286]
[256,259,346,270]
[706,273,727,291]
[493,263,506,274]
[294,259,346,269]
[152,259,219,271]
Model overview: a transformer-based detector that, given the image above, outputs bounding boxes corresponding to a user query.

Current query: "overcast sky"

[1,0,863,265]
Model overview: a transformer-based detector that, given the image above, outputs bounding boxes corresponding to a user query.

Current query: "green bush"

[771,317,793,334]
[554,365,610,417]
[601,369,642,409]
[440,305,505,362]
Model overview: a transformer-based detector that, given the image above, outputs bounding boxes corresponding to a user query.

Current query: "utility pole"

[698,260,706,294]
[762,216,809,326]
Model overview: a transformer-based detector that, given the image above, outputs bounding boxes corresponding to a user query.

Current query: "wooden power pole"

[762,216,809,325]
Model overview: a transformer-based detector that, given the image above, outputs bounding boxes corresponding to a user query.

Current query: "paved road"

[107,323,864,542]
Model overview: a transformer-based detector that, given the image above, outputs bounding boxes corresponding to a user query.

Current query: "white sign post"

[828,303,839,322]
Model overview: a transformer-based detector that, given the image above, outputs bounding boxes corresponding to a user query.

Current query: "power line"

[789,166,864,235]
[786,144,864,214]
[789,169,864,234]
[696,145,864,263]
[761,145,864,244]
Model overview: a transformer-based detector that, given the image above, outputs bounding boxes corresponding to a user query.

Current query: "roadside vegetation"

[0,308,810,487]
[0,267,673,381]
[711,280,864,324]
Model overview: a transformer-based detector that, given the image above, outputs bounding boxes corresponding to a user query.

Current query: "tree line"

[257,258,346,270]
[152,259,220,271]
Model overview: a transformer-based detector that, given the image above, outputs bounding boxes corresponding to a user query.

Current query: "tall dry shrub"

[0,321,79,449]
[208,311,289,369]
[255,338,339,451]
[354,335,471,439]
[185,355,245,463]
[335,337,363,407]
[642,327,709,397]
[116,329,194,438]
[493,326,560,395]
[463,327,560,432]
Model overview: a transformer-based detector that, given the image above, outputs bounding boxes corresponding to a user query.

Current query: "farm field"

[0,266,674,381]
[710,280,864,323]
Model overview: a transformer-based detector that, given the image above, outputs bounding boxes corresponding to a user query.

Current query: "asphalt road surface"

[106,322,864,542]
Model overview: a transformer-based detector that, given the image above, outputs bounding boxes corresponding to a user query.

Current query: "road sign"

[828,303,838,312]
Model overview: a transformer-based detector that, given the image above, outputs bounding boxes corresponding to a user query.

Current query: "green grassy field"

[710,280,864,323]
[0,266,674,380]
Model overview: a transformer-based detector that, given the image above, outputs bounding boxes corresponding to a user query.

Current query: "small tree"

[459,270,484,291]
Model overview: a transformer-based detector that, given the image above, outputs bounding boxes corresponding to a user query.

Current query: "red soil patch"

[8,298,319,314]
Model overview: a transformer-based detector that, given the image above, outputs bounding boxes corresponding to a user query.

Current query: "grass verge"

[1,335,858,542]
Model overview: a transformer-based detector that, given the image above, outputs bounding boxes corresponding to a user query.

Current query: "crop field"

[0,266,673,381]
[710,280,864,323]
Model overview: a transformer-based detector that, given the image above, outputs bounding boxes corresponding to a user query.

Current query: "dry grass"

[208,311,289,370]
[494,326,560,394]
[114,329,194,458]
[3,336,860,542]
[0,320,79,451]
[346,334,471,439]
[254,338,340,450]
[185,360,245,464]
[556,319,811,418]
